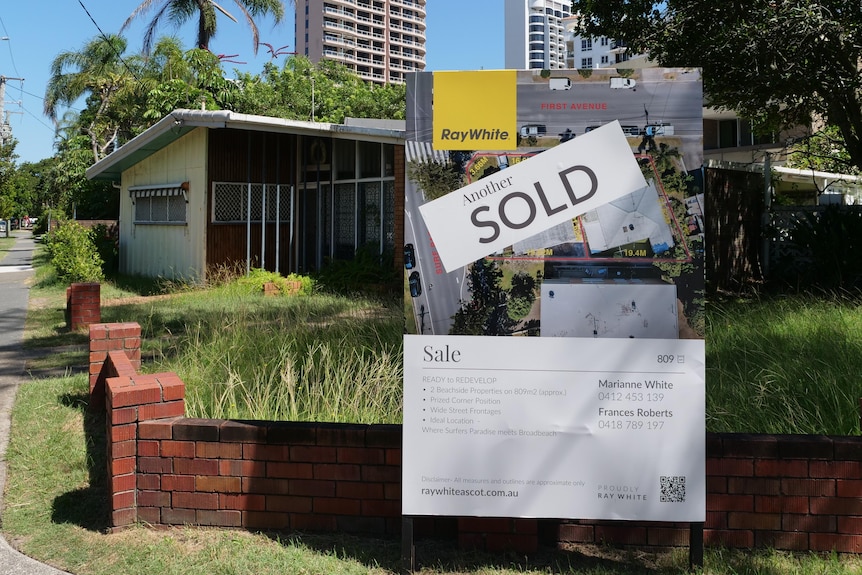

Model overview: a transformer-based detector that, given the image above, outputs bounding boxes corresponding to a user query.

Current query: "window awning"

[129,182,189,200]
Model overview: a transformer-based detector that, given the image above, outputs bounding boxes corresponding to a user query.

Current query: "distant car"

[549,77,572,90]
[0,221,6,233]
[519,124,547,138]
[409,271,422,297]
[404,243,416,270]
[645,122,675,136]
[609,77,637,89]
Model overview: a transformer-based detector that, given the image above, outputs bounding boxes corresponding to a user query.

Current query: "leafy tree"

[787,124,861,175]
[233,56,406,122]
[451,259,513,336]
[0,137,20,219]
[43,35,144,161]
[407,159,466,201]
[571,0,862,171]
[14,158,58,221]
[122,0,286,56]
[143,45,241,120]
[509,271,536,300]
[48,132,117,219]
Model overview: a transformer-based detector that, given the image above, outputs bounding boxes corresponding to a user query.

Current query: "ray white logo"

[439,127,511,143]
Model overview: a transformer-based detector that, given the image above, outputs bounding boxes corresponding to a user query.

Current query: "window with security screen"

[130,184,188,224]
[212,183,293,223]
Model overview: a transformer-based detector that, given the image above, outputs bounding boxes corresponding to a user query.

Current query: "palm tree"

[122,0,286,56]
[43,35,143,160]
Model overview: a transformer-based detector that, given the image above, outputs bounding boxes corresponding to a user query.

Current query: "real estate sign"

[403,68,705,522]
[402,335,705,520]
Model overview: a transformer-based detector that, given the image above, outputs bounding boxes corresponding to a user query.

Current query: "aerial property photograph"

[404,68,705,340]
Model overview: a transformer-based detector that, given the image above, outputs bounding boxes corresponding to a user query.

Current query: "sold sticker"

[418,121,648,272]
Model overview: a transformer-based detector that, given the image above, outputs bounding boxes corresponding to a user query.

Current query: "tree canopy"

[571,0,862,171]
[233,57,407,123]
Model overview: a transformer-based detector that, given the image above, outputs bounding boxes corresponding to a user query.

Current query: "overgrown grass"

[145,283,404,422]
[23,262,862,433]
[706,293,862,434]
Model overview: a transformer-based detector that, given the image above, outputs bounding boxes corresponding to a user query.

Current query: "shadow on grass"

[23,306,89,349]
[268,532,823,574]
[51,391,110,533]
[259,530,684,574]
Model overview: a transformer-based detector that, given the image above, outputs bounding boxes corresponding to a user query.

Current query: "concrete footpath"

[0,231,72,574]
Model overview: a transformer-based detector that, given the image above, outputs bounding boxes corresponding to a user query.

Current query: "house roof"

[86,109,406,181]
[707,159,862,185]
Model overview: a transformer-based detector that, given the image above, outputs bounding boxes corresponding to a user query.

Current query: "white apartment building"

[504,0,571,70]
[296,0,426,85]
[562,17,651,70]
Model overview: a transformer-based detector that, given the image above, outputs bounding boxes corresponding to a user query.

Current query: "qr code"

[660,475,686,503]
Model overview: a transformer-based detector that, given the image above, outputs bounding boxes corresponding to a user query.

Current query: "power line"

[76,0,142,83]
[20,104,56,133]
[0,15,21,77]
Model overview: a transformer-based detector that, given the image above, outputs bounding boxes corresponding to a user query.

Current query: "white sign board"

[418,121,647,272]
[402,335,705,521]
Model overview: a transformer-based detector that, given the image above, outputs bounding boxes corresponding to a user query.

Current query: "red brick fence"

[89,322,862,554]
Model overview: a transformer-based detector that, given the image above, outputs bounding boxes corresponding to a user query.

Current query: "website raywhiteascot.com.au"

[419,486,520,498]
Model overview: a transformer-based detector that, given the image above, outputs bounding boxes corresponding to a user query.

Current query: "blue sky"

[0,1,504,165]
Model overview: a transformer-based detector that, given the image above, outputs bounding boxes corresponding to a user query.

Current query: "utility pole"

[0,76,25,146]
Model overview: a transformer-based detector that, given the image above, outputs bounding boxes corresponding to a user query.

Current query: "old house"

[86,109,406,281]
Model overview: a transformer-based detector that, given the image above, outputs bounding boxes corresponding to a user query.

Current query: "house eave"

[86,109,406,181]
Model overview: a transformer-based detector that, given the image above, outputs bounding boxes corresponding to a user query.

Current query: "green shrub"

[284,273,316,295]
[236,268,316,296]
[313,245,397,296]
[44,221,104,283]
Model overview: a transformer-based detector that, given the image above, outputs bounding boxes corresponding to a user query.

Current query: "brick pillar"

[106,372,185,529]
[68,282,101,331]
[89,323,142,411]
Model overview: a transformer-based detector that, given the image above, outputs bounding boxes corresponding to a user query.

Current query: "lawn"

[5,256,862,573]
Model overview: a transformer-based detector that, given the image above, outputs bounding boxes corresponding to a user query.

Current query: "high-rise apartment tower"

[296,0,426,85]
[504,0,571,70]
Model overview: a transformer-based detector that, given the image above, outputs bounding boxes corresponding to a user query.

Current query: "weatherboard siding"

[119,128,208,282]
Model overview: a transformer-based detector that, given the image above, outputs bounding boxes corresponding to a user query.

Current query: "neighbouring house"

[86,109,406,282]
[707,159,862,206]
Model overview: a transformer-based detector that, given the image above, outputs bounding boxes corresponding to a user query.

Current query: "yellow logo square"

[432,70,517,150]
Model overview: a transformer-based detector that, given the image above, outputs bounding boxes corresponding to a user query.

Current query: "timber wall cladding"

[91,322,862,554]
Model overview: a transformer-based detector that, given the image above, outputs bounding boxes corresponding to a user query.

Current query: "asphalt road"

[0,231,72,574]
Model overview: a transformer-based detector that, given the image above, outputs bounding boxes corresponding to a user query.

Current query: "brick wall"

[135,419,401,533]
[90,322,862,553]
